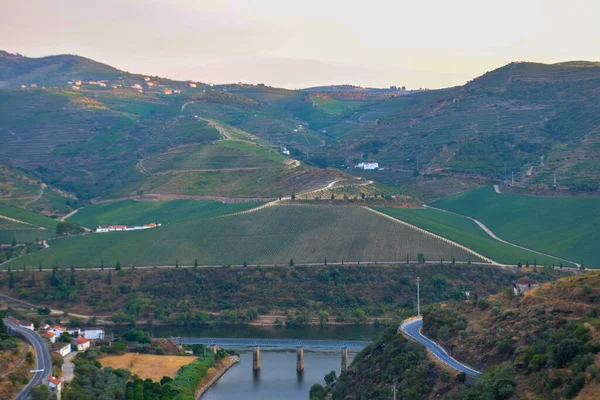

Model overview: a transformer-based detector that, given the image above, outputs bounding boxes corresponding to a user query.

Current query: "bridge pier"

[341,347,348,372]
[297,347,304,371]
[211,344,217,354]
[253,346,261,370]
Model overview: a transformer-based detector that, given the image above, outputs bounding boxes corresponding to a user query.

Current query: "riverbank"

[196,355,240,399]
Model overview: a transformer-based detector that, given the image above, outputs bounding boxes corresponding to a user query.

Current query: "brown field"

[99,353,196,381]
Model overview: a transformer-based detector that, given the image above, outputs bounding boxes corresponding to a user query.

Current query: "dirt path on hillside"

[423,205,581,268]
[60,208,81,222]
[0,215,42,228]
[24,183,46,206]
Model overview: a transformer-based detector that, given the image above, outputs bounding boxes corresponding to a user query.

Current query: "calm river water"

[113,324,383,399]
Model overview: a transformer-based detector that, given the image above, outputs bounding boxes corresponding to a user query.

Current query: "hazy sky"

[2,0,599,89]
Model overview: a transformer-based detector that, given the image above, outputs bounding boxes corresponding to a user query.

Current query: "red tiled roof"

[48,376,62,386]
[74,337,90,344]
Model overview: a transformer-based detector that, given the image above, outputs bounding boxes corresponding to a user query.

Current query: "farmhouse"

[513,276,540,296]
[281,147,290,155]
[164,89,173,95]
[42,331,57,343]
[73,337,91,351]
[51,342,71,358]
[131,83,143,90]
[188,82,197,88]
[96,222,161,233]
[356,162,379,170]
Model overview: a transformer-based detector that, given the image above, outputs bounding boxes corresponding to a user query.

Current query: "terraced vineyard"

[7,205,486,268]
[374,207,573,266]
[432,186,600,267]
[143,140,287,173]
[68,199,263,229]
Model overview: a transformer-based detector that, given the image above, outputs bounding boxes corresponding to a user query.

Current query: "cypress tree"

[452,256,456,265]
[29,272,35,288]
[115,261,121,271]
[406,254,409,264]
[107,270,112,285]
[51,266,59,286]
[100,259,104,270]
[194,259,198,268]
[38,262,42,272]
[69,266,76,286]
[8,272,14,289]
[324,258,327,266]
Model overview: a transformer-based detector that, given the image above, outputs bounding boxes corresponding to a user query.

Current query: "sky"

[1,0,599,89]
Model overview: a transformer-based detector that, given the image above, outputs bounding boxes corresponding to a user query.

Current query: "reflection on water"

[202,348,357,400]
[108,324,381,399]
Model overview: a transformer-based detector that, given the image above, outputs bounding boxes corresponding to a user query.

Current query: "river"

[112,324,383,399]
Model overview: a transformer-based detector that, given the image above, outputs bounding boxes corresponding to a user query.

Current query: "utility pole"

[511,171,514,186]
[417,277,421,316]
[554,172,557,186]
[392,383,397,400]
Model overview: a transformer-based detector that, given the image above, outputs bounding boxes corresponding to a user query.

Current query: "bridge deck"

[175,337,370,349]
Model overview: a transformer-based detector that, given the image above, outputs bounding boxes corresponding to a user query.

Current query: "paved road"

[401,317,481,377]
[5,319,52,400]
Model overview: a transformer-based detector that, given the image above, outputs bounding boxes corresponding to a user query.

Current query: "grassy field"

[99,353,197,381]
[374,207,573,266]
[431,186,600,267]
[68,199,262,229]
[0,205,59,229]
[143,140,286,173]
[6,205,485,268]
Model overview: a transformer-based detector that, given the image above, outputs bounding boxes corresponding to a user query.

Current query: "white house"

[188,82,197,88]
[132,83,143,90]
[96,223,161,233]
[356,162,379,170]
[82,329,105,340]
[48,377,63,397]
[51,342,71,357]
[281,147,290,156]
[73,337,91,351]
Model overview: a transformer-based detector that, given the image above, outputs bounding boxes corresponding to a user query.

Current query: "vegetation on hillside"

[423,271,600,399]
[0,264,566,327]
[310,328,438,400]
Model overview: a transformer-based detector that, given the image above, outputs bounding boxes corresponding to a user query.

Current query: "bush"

[478,299,489,310]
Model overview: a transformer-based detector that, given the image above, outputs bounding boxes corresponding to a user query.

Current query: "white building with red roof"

[48,376,63,396]
[73,337,91,351]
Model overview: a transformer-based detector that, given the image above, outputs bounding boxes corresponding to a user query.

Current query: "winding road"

[5,319,53,400]
[401,317,481,377]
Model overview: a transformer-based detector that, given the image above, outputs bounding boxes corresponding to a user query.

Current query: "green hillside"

[374,207,573,266]
[431,186,600,267]
[68,199,262,229]
[7,205,486,268]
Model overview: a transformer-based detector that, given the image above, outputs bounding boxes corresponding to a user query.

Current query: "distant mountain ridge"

[0,51,123,88]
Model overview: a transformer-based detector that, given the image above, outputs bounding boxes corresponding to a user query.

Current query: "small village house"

[73,337,91,351]
[356,162,379,170]
[51,342,71,358]
[513,276,540,296]
[164,88,173,95]
[48,377,62,397]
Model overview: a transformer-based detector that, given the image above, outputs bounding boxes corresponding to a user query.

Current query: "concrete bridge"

[173,337,367,372]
